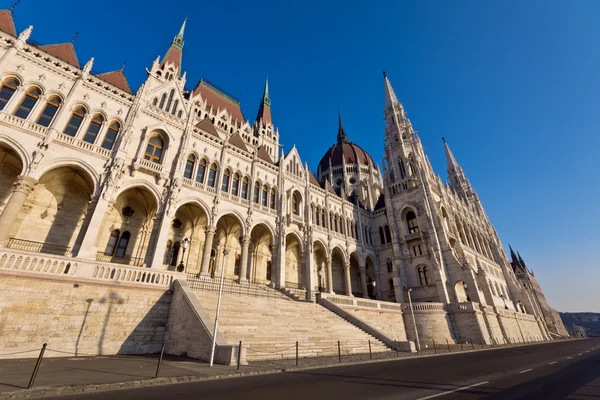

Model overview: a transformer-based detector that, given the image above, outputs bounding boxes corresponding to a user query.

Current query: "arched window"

[63,106,87,137]
[232,173,240,196]
[159,93,167,109]
[207,163,218,187]
[196,158,207,183]
[82,114,104,143]
[144,136,164,163]
[418,266,430,286]
[241,176,249,199]
[386,259,393,273]
[115,231,130,258]
[315,206,320,224]
[292,192,301,215]
[407,211,419,234]
[270,188,277,210]
[0,78,19,110]
[104,230,120,255]
[163,240,172,264]
[379,227,385,245]
[489,281,496,296]
[152,97,158,106]
[170,241,180,266]
[221,168,231,192]
[184,154,196,179]
[101,121,120,150]
[262,185,268,206]
[171,99,178,115]
[14,87,41,119]
[253,182,260,203]
[321,209,326,227]
[384,225,392,242]
[166,89,175,111]
[36,96,62,127]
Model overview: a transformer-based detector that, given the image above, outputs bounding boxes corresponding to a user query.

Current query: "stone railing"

[0,248,185,288]
[7,237,70,256]
[320,293,402,312]
[0,112,47,138]
[96,252,144,267]
[182,177,206,191]
[136,158,164,173]
[445,302,479,313]
[55,133,111,158]
[390,177,419,196]
[401,302,446,312]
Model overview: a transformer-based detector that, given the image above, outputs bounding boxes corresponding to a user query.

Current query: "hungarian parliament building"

[0,9,568,361]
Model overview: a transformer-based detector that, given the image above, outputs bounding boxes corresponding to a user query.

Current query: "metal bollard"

[27,343,47,389]
[460,341,464,351]
[446,339,450,352]
[369,340,372,359]
[471,338,474,350]
[237,341,242,371]
[296,341,299,366]
[338,341,341,363]
[433,339,437,354]
[154,343,165,378]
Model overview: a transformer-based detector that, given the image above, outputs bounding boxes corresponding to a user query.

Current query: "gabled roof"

[96,70,132,94]
[161,46,182,70]
[228,133,248,151]
[309,172,320,187]
[0,10,16,36]
[195,117,220,138]
[193,79,244,124]
[324,180,338,196]
[256,145,273,163]
[39,43,79,68]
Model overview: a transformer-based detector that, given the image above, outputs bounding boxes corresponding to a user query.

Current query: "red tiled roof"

[319,142,374,172]
[39,43,79,68]
[0,10,16,36]
[256,145,273,163]
[193,80,244,124]
[325,181,338,196]
[256,102,272,125]
[96,70,132,94]
[228,133,248,152]
[196,117,220,138]
[309,172,320,187]
[161,46,182,70]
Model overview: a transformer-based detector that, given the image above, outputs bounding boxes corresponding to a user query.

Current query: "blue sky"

[14,1,599,311]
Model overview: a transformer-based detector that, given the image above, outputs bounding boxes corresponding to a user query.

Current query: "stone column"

[148,212,175,269]
[326,257,334,293]
[0,176,37,246]
[359,266,369,299]
[305,242,315,300]
[344,262,352,297]
[275,234,286,288]
[76,197,114,259]
[237,235,250,283]
[199,226,216,276]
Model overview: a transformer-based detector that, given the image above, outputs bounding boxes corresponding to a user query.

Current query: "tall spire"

[337,107,348,144]
[255,76,272,125]
[509,245,518,263]
[173,16,187,50]
[160,16,187,72]
[443,137,477,202]
[443,137,460,173]
[383,71,399,111]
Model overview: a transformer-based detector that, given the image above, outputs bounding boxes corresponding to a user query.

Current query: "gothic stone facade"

[0,10,565,347]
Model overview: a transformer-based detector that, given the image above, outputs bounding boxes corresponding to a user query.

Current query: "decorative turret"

[155,17,187,78]
[255,77,272,125]
[337,107,348,144]
[443,137,477,203]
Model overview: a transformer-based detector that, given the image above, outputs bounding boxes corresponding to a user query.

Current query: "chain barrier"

[45,348,160,363]
[0,348,40,356]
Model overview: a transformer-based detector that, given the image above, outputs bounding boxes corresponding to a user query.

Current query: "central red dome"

[318,141,374,173]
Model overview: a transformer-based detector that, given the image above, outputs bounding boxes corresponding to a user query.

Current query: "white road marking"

[578,353,583,356]
[519,369,533,374]
[549,361,557,365]
[413,381,489,400]
[567,357,572,359]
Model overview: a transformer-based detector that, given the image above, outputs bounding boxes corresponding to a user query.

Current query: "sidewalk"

[0,340,570,399]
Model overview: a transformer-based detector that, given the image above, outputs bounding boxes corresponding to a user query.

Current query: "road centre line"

[519,369,533,374]
[549,361,557,365]
[567,357,572,359]
[412,381,490,400]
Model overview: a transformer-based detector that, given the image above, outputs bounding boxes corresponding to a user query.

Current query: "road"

[46,339,600,400]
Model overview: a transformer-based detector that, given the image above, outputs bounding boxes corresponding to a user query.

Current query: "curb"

[0,339,581,399]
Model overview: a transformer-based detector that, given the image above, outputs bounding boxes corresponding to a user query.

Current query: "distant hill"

[559,312,600,337]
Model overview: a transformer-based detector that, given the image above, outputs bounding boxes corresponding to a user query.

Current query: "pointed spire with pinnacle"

[337,107,348,144]
[509,245,518,263]
[442,137,476,202]
[160,16,187,72]
[255,76,272,125]
[383,71,399,111]
[443,136,460,173]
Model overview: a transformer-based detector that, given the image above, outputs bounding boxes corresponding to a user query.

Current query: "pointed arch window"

[159,93,167,109]
[83,114,104,144]
[321,209,326,228]
[386,259,393,273]
[407,211,419,234]
[184,154,196,179]
[36,96,62,127]
[163,240,172,264]
[100,121,120,150]
[166,89,175,111]
[0,78,19,110]
[196,158,207,183]
[379,226,385,245]
[241,176,249,199]
[253,182,260,203]
[262,184,268,206]
[232,173,240,196]
[221,168,231,192]
[418,266,430,286]
[152,97,158,106]
[207,163,218,187]
[63,106,87,137]
[315,206,320,224]
[14,87,41,119]
[115,231,131,258]
[384,225,392,242]
[171,99,179,115]
[144,136,164,163]
[292,192,300,215]
[170,241,180,266]
[104,230,120,256]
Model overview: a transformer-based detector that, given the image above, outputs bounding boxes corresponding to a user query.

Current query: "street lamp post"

[177,238,189,272]
[318,268,323,293]
[371,281,377,300]
[407,288,421,351]
[500,294,509,310]
[209,248,230,367]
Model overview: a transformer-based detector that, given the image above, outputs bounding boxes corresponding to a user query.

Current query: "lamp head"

[182,238,189,249]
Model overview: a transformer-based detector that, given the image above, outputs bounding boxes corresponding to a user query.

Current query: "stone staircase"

[347,308,407,341]
[192,288,391,361]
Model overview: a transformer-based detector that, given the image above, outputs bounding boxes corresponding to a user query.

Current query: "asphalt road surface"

[46,339,600,400]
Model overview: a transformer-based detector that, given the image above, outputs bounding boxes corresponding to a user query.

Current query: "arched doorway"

[365,256,377,299]
[0,143,23,214]
[96,186,158,266]
[249,223,273,284]
[331,247,346,295]
[284,232,303,288]
[313,241,328,292]
[213,214,244,279]
[9,166,94,255]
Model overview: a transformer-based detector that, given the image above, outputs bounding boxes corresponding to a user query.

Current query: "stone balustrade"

[137,157,164,173]
[55,133,111,158]
[0,247,185,288]
[401,302,446,312]
[320,293,403,312]
[445,302,480,313]
[0,112,47,138]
